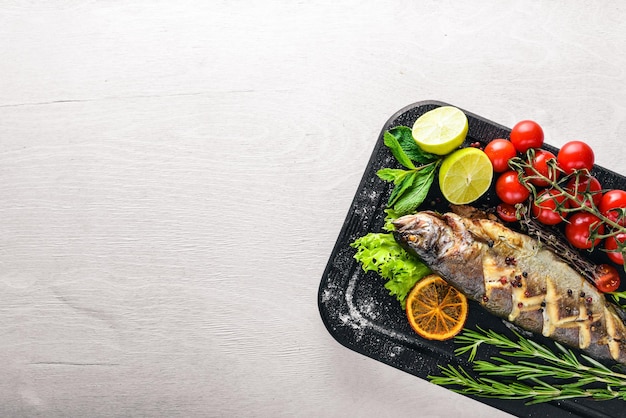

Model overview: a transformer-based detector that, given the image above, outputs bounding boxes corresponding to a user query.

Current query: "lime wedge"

[439,147,493,205]
[412,106,468,155]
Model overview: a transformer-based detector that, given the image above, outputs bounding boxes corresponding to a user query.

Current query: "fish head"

[393,211,486,301]
[392,211,458,265]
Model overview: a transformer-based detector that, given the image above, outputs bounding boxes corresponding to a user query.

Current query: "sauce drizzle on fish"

[394,210,626,365]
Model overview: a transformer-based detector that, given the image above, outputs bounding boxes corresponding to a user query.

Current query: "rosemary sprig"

[430,365,620,404]
[428,327,626,404]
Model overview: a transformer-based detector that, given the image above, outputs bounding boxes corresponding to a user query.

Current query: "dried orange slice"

[406,274,468,340]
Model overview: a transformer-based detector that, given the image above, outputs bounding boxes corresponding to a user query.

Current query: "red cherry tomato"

[510,120,544,153]
[496,202,518,222]
[593,264,621,293]
[599,189,626,226]
[565,174,602,209]
[495,170,530,205]
[532,189,568,225]
[604,233,626,265]
[557,140,595,174]
[484,139,517,173]
[564,212,605,250]
[525,149,559,187]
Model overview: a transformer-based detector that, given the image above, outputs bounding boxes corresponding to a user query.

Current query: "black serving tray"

[318,100,626,418]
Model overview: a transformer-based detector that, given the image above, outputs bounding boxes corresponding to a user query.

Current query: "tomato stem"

[509,152,626,274]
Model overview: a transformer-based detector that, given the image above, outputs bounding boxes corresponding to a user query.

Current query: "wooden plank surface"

[2,1,626,417]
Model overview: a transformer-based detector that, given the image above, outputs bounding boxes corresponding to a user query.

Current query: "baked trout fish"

[393,210,626,365]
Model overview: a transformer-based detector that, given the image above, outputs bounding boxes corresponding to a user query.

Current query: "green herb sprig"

[378,126,441,216]
[429,327,626,404]
[349,127,439,308]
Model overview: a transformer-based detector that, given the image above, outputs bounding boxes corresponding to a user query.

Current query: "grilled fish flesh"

[393,210,626,365]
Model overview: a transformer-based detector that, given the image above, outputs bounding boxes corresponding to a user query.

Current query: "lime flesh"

[412,106,468,155]
[439,147,493,205]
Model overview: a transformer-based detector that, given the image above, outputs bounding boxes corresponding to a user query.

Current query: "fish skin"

[393,210,626,366]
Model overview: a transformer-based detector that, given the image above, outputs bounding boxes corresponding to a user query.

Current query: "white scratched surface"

[2,1,626,417]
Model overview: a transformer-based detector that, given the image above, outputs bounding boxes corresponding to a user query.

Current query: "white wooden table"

[2,1,626,416]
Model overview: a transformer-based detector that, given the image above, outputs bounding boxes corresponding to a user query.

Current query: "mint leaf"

[387,126,439,164]
[393,164,436,215]
[376,168,409,183]
[384,131,415,169]
[387,170,417,207]
[379,127,441,214]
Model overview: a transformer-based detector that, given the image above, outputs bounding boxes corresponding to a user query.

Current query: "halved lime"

[439,147,493,205]
[412,106,468,155]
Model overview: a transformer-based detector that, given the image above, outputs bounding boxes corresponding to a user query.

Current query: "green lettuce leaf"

[350,232,431,308]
